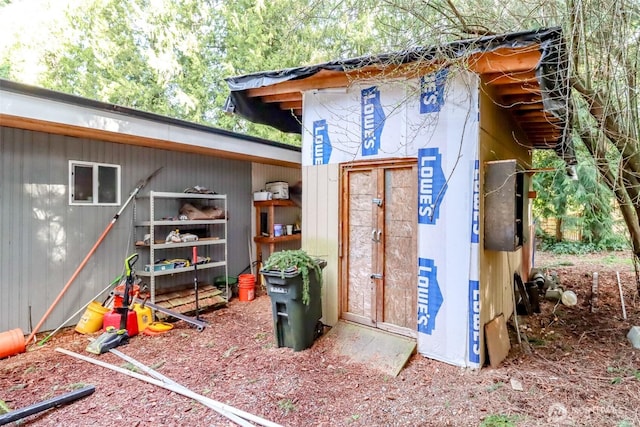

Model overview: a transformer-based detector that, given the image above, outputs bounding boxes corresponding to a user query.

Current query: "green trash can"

[261,259,326,351]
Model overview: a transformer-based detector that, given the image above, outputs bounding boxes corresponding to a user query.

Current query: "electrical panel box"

[484,159,524,251]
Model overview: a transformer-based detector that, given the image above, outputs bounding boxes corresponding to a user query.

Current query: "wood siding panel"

[302,163,340,326]
[0,127,252,333]
[478,85,533,365]
[346,170,375,319]
[382,165,417,331]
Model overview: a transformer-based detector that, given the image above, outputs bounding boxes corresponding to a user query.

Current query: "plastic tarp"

[225,27,571,163]
[301,67,481,366]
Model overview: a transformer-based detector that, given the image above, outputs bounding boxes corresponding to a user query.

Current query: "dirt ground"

[1,250,639,427]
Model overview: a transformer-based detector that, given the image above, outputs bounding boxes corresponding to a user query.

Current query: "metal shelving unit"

[135,191,228,304]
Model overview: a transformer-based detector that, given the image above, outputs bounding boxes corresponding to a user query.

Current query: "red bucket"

[238,274,255,302]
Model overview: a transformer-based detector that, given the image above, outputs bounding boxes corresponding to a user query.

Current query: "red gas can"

[113,284,140,308]
[102,310,139,337]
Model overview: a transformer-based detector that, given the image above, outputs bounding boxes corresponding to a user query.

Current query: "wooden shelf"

[136,237,225,249]
[253,199,297,208]
[254,234,301,244]
[253,197,301,281]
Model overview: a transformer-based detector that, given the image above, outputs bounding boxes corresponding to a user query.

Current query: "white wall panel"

[302,163,340,326]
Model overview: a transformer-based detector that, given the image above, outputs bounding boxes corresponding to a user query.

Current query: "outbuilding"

[0,80,301,336]
[225,27,575,367]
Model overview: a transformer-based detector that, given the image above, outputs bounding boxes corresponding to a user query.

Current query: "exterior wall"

[297,71,534,368]
[251,163,302,266]
[478,83,533,364]
[0,127,253,333]
[299,71,482,369]
[1,83,300,168]
[301,163,340,326]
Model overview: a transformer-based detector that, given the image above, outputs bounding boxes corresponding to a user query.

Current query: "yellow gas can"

[133,303,153,332]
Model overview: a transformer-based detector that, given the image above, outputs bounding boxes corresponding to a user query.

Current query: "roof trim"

[225,27,574,165]
[0,79,301,167]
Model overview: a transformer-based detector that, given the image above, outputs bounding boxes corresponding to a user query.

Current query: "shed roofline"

[0,79,301,168]
[225,26,575,166]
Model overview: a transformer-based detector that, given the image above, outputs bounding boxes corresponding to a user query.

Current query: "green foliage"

[532,137,626,247]
[0,61,9,79]
[262,249,322,305]
[277,398,296,415]
[0,399,10,415]
[486,381,504,392]
[537,233,629,254]
[480,414,519,427]
[39,0,227,125]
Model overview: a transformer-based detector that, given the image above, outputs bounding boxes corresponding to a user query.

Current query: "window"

[69,161,121,206]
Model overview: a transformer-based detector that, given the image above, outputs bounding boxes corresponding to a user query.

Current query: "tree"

[39,0,227,123]
[377,0,640,288]
[3,0,639,283]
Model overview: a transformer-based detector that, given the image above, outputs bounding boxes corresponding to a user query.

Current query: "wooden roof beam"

[495,83,540,96]
[520,127,561,135]
[247,70,350,97]
[482,70,537,85]
[524,132,561,139]
[518,117,561,125]
[468,47,541,74]
[529,142,561,148]
[261,92,303,103]
[279,100,303,110]
[514,110,557,118]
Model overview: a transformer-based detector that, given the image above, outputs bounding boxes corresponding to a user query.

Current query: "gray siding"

[1,127,253,334]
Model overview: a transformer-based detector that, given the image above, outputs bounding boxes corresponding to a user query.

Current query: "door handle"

[371,229,378,242]
[370,273,383,279]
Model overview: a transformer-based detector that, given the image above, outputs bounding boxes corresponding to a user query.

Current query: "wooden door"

[340,159,417,338]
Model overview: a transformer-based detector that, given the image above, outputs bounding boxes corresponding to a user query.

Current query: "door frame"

[339,157,418,337]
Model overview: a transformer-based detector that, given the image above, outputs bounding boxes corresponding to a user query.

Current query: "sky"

[0,0,82,83]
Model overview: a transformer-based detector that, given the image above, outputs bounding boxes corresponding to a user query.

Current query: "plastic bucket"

[0,328,26,359]
[113,284,140,308]
[75,301,110,334]
[238,274,255,302]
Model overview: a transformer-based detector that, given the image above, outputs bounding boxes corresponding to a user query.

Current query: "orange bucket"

[0,328,26,359]
[238,274,255,302]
